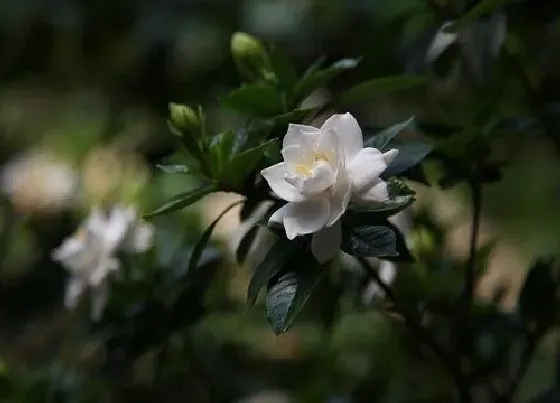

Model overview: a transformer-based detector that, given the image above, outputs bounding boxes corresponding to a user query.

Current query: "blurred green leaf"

[448,0,513,32]
[348,195,415,219]
[339,75,427,105]
[247,236,304,306]
[223,138,279,188]
[341,225,398,258]
[364,117,416,150]
[156,164,194,174]
[294,58,359,100]
[269,45,298,92]
[144,183,217,218]
[222,83,282,117]
[236,225,259,264]
[266,254,322,334]
[518,258,559,327]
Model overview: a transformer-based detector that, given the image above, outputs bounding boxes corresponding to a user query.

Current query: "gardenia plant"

[51,205,154,320]
[261,112,398,263]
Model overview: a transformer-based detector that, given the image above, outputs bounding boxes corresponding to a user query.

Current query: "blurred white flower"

[51,205,154,321]
[261,112,398,264]
[1,150,78,214]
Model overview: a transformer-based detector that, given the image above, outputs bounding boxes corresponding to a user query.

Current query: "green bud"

[230,32,270,80]
[169,103,200,133]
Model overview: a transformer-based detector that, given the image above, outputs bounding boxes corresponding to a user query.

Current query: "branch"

[358,257,471,403]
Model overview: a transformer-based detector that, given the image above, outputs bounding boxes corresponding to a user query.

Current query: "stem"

[358,257,471,403]
[464,179,482,322]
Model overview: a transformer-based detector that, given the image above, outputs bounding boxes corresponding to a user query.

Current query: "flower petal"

[311,220,342,264]
[352,178,389,203]
[347,148,388,194]
[426,21,458,63]
[299,161,335,196]
[283,123,321,149]
[64,276,86,310]
[282,145,308,174]
[320,112,363,160]
[104,205,136,251]
[126,221,154,253]
[326,155,351,226]
[261,162,306,202]
[383,148,399,165]
[271,197,330,240]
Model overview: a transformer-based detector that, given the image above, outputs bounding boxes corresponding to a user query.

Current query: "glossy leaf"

[383,139,434,177]
[348,195,415,220]
[156,164,192,174]
[144,183,217,218]
[247,236,304,306]
[364,117,416,149]
[339,75,427,105]
[265,255,322,334]
[341,225,398,258]
[236,225,259,264]
[518,258,559,326]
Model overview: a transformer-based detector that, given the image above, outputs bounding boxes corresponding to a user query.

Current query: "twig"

[358,257,471,403]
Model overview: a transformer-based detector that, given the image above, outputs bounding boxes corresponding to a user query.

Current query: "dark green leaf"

[447,0,513,32]
[269,46,298,92]
[265,255,322,334]
[518,258,559,326]
[237,225,259,264]
[222,84,282,117]
[529,388,560,403]
[378,220,414,263]
[144,183,217,218]
[294,58,359,99]
[348,195,415,219]
[341,225,398,258]
[186,200,243,279]
[339,75,427,105]
[272,108,315,127]
[383,139,434,177]
[364,117,416,149]
[247,236,305,306]
[224,138,279,188]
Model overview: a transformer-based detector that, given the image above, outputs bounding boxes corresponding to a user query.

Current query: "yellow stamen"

[295,164,311,176]
[313,152,330,163]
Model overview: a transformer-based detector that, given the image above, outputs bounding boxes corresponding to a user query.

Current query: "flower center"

[294,152,331,177]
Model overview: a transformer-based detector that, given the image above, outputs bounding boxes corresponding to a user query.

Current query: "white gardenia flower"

[261,112,398,264]
[51,205,154,320]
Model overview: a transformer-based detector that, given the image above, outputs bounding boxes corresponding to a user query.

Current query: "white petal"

[379,260,397,285]
[299,161,335,196]
[272,197,330,240]
[326,158,351,226]
[52,235,101,275]
[261,163,306,202]
[383,148,399,165]
[104,206,136,251]
[283,123,321,149]
[127,221,154,253]
[426,21,458,63]
[64,277,86,310]
[347,148,388,194]
[320,113,363,160]
[282,145,308,174]
[353,179,389,203]
[90,283,109,322]
[89,257,119,287]
[311,220,342,264]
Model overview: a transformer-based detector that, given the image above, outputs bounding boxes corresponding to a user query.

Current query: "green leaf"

[447,0,513,32]
[144,183,217,218]
[222,83,282,117]
[269,46,298,92]
[271,108,315,127]
[186,201,244,280]
[247,236,305,306]
[341,225,398,258]
[294,58,359,100]
[518,258,559,327]
[265,255,323,334]
[223,138,279,188]
[339,75,427,105]
[348,195,415,219]
[364,117,416,149]
[378,220,414,263]
[383,139,434,177]
[236,225,259,264]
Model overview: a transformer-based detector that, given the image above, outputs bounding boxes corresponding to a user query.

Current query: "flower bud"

[230,32,270,80]
[169,103,200,133]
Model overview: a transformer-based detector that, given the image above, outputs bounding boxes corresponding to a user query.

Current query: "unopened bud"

[169,103,200,133]
[230,32,270,80]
